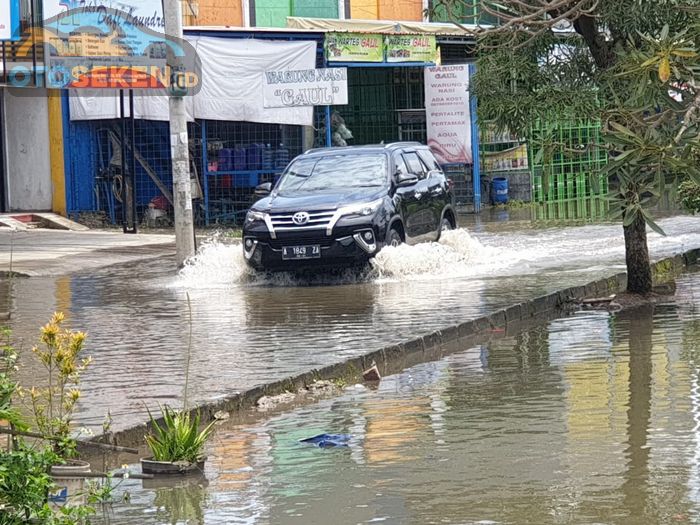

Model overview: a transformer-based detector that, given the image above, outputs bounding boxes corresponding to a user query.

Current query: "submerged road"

[6,215,700,430]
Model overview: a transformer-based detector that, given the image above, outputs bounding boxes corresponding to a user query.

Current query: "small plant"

[26,312,91,458]
[144,293,215,467]
[0,327,97,525]
[0,327,23,433]
[679,179,700,214]
[145,405,214,464]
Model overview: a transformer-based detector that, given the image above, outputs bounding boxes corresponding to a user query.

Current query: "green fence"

[528,118,609,219]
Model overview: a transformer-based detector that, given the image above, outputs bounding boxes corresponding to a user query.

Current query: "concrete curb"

[101,247,700,451]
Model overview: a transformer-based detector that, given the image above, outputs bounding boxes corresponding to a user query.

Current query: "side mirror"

[254,182,272,197]
[395,173,419,187]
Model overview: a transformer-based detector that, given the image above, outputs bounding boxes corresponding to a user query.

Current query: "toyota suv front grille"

[269,210,336,232]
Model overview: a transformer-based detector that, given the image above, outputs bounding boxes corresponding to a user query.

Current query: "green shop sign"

[325,33,385,62]
[386,35,437,63]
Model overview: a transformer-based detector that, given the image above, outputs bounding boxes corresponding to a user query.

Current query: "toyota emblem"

[292,212,310,225]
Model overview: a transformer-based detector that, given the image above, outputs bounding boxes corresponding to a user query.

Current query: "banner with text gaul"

[386,35,437,63]
[424,64,472,164]
[263,68,348,108]
[325,33,384,62]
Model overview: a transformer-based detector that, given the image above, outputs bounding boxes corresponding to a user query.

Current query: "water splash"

[370,229,500,281]
[174,228,496,288]
[172,216,700,289]
[175,234,252,289]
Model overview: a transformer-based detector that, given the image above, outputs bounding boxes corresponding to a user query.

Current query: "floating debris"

[256,392,296,412]
[300,434,351,448]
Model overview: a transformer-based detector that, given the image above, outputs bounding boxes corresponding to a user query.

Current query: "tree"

[432,0,700,295]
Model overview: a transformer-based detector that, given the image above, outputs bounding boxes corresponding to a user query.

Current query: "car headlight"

[246,210,267,223]
[337,198,383,218]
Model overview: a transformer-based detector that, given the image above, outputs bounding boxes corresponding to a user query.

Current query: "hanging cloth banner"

[424,64,473,164]
[386,35,437,63]
[69,37,317,126]
[325,33,384,62]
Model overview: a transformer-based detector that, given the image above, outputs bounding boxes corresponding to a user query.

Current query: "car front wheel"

[387,228,403,247]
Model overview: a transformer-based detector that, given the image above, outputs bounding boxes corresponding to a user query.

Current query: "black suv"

[242,143,456,271]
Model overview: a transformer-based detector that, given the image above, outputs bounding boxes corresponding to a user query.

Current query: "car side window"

[418,150,441,172]
[395,155,410,176]
[402,152,426,179]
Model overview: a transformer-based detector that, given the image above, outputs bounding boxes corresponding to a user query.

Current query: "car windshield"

[277,154,388,194]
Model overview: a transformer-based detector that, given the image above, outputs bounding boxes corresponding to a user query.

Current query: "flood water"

[104,269,700,524]
[5,215,700,431]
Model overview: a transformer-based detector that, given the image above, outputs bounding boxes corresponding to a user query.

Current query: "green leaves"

[145,405,215,464]
[678,179,700,213]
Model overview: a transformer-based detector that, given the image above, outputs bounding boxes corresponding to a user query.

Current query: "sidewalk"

[0,228,175,277]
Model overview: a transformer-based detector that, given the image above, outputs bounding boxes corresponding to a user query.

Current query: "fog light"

[243,238,258,260]
[353,231,377,254]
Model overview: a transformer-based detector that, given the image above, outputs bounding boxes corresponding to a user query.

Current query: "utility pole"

[163,0,195,266]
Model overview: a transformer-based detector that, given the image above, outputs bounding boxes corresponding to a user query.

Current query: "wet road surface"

[6,215,700,431]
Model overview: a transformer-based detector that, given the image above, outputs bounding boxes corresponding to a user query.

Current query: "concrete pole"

[164,0,195,266]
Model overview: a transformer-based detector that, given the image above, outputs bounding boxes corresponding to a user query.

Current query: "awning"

[286,17,479,38]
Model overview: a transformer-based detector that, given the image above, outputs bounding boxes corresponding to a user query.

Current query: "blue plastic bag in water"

[300,434,351,448]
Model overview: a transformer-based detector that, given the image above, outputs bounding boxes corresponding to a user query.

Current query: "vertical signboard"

[0,0,20,41]
[424,64,472,164]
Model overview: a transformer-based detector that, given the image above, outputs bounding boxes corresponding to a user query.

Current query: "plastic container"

[218,148,234,171]
[49,461,91,508]
[247,143,264,171]
[262,144,274,171]
[274,143,290,171]
[233,146,247,171]
[491,177,509,204]
[141,457,205,476]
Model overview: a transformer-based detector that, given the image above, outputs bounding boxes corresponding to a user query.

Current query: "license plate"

[282,245,321,260]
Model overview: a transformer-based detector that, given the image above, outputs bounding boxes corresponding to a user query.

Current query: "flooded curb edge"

[97,248,700,451]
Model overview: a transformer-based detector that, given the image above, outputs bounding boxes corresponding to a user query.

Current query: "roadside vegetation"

[679,180,700,213]
[433,0,700,295]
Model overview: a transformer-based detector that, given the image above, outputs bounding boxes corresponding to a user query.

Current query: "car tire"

[387,228,403,247]
[436,216,453,241]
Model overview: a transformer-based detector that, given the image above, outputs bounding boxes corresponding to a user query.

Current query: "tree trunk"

[623,213,652,295]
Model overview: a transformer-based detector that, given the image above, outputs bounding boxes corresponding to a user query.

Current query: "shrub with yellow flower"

[24,312,91,458]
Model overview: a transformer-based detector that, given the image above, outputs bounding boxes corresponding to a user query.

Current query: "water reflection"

[150,478,208,525]
[102,270,700,524]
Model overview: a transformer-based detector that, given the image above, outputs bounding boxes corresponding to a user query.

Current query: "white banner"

[424,64,472,164]
[69,37,317,126]
[42,0,164,30]
[263,68,348,108]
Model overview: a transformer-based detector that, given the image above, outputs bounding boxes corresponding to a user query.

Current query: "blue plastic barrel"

[491,177,509,204]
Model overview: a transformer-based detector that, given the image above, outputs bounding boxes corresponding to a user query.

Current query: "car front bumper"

[243,228,383,272]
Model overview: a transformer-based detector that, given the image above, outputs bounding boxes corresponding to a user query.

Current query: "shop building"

[59,19,483,226]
